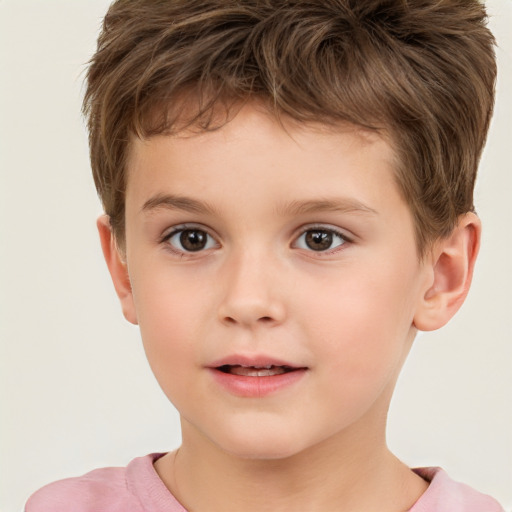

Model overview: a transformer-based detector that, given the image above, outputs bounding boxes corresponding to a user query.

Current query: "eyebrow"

[141,194,217,215]
[141,194,378,217]
[277,198,378,216]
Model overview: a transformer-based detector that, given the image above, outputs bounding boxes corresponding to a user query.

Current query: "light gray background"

[1,1,511,510]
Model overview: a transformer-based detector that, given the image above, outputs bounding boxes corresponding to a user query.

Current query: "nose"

[217,251,286,328]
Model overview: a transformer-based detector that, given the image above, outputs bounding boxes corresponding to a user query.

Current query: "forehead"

[126,103,394,184]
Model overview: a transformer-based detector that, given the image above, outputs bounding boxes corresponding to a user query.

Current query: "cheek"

[299,261,419,376]
[132,258,210,334]
[295,272,418,425]
[130,269,208,388]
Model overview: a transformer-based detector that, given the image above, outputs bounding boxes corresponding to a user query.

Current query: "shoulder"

[25,466,137,512]
[25,454,165,512]
[410,467,505,512]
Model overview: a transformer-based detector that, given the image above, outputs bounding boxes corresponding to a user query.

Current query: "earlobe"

[97,215,138,325]
[413,212,481,332]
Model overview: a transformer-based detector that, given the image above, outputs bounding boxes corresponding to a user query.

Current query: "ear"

[413,212,481,331]
[97,215,138,325]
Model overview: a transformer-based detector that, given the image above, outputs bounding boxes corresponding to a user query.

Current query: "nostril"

[222,315,274,326]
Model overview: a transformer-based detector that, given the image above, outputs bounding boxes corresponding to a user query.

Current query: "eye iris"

[305,230,332,251]
[180,229,207,251]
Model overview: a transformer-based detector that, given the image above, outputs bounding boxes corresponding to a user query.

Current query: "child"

[26,0,505,510]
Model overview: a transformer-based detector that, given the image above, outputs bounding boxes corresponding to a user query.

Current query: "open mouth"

[216,365,297,377]
[209,360,308,396]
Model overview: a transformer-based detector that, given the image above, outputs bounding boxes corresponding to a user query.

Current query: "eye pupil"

[305,230,332,251]
[180,229,207,251]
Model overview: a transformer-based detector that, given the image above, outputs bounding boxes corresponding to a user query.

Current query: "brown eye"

[180,229,207,251]
[167,228,216,252]
[295,228,347,252]
[305,230,333,251]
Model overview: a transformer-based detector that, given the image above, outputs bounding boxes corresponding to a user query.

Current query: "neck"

[155,418,428,512]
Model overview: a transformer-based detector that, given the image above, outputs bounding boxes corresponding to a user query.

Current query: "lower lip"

[208,368,307,397]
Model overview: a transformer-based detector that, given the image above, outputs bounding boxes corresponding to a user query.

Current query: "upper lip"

[207,354,305,369]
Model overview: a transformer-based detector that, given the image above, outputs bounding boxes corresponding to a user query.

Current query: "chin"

[213,427,314,461]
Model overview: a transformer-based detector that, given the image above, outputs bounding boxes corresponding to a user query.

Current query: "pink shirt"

[26,453,504,511]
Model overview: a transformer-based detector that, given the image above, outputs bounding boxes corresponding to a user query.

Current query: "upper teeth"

[227,365,287,377]
[238,364,273,369]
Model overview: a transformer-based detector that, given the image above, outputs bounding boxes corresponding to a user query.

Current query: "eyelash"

[161,224,218,256]
[160,224,352,256]
[293,225,351,254]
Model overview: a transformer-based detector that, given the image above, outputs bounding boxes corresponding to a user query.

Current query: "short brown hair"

[83,0,496,252]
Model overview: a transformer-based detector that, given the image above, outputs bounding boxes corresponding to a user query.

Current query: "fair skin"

[98,104,480,512]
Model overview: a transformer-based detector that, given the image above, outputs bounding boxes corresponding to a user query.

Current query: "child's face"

[120,105,432,459]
